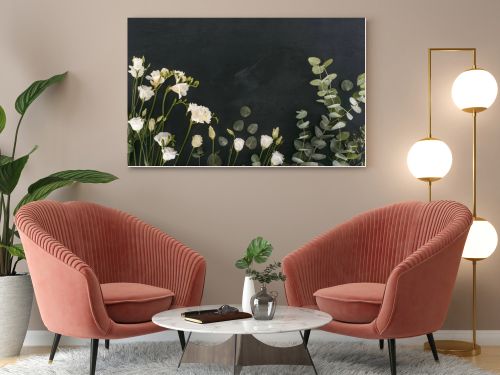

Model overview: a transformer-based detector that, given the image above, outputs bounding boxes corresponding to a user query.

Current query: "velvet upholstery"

[314,283,385,324]
[16,200,206,340]
[101,283,174,324]
[283,200,472,340]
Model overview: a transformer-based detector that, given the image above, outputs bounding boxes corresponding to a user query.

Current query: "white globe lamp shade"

[452,69,498,112]
[462,218,498,260]
[407,138,453,181]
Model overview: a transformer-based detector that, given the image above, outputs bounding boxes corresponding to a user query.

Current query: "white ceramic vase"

[0,274,34,358]
[241,275,255,313]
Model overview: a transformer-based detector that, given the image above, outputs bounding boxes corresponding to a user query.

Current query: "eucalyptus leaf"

[247,123,258,134]
[292,156,304,164]
[302,162,319,166]
[336,131,350,141]
[15,72,67,115]
[311,153,326,161]
[245,136,257,150]
[296,110,308,119]
[233,120,244,132]
[251,154,260,163]
[341,80,354,91]
[312,65,324,75]
[331,122,346,130]
[310,79,322,86]
[335,152,348,161]
[311,138,327,149]
[322,58,333,68]
[314,126,323,138]
[218,136,228,147]
[207,153,222,166]
[357,73,366,87]
[240,106,252,118]
[297,121,310,129]
[307,57,321,66]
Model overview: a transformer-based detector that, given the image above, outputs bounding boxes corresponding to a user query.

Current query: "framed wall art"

[128,18,366,167]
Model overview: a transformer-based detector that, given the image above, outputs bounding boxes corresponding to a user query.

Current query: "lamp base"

[424,340,481,357]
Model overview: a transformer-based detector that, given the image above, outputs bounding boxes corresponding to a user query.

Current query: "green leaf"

[15,72,67,115]
[296,110,308,120]
[1,244,25,259]
[233,120,244,132]
[15,169,117,213]
[312,65,324,75]
[0,105,5,134]
[336,131,350,141]
[240,106,252,118]
[0,149,35,194]
[245,136,257,150]
[251,154,260,163]
[307,57,321,66]
[331,122,346,130]
[235,258,250,269]
[311,138,327,149]
[0,155,13,166]
[218,136,228,147]
[297,120,310,130]
[311,153,326,161]
[341,80,354,92]
[309,79,322,86]
[357,73,366,87]
[322,58,333,68]
[247,123,258,135]
[207,153,222,166]
[226,128,235,137]
[246,237,273,264]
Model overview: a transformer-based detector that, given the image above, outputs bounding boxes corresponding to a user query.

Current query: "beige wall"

[1,0,500,331]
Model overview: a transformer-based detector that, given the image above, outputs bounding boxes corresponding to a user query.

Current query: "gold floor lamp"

[407,48,498,356]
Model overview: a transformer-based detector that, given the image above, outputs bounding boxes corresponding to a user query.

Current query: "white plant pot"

[0,274,33,358]
[241,276,255,313]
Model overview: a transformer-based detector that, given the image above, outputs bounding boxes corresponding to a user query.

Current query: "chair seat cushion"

[101,283,174,324]
[313,283,385,324]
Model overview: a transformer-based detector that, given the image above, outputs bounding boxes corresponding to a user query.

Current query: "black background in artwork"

[128,18,365,166]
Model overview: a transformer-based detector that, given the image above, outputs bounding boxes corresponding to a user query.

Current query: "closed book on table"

[183,311,252,324]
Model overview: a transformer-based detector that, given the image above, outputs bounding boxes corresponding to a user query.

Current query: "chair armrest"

[283,219,358,307]
[126,219,206,307]
[375,228,470,338]
[17,230,111,339]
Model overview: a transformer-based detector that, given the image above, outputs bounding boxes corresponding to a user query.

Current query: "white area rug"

[0,341,494,374]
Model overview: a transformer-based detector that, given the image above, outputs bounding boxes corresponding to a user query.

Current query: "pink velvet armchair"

[16,200,206,375]
[283,200,472,375]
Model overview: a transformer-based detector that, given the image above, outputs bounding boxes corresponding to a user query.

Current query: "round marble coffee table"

[153,305,332,374]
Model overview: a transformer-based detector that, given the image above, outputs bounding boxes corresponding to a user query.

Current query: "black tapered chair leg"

[379,339,384,350]
[177,330,186,350]
[48,333,62,363]
[90,339,99,375]
[303,329,311,347]
[426,333,439,362]
[388,339,396,375]
[105,339,110,350]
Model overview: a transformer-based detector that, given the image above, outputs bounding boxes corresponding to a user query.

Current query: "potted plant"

[235,237,286,318]
[0,72,117,358]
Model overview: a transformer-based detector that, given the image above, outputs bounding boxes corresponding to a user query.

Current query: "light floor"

[1,345,500,373]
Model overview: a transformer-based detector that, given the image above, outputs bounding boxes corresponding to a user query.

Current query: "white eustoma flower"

[128,57,144,78]
[171,83,189,98]
[272,127,280,139]
[138,85,154,101]
[208,125,216,140]
[233,138,245,152]
[271,151,284,166]
[128,117,144,133]
[148,118,156,131]
[260,135,273,149]
[154,132,172,147]
[146,70,165,88]
[187,103,212,124]
[191,134,203,148]
[162,147,178,161]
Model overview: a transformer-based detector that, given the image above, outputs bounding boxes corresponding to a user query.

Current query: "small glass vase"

[250,285,278,320]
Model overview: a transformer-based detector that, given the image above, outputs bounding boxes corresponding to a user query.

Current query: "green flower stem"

[175,120,193,166]
[263,145,273,166]
[259,148,265,163]
[130,77,138,117]
[186,148,194,166]
[227,146,233,166]
[232,151,240,166]
[137,132,147,165]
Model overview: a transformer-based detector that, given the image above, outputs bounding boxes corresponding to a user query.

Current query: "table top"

[152,305,332,335]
